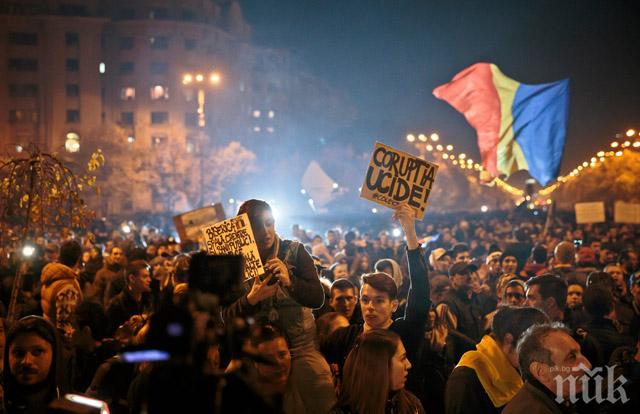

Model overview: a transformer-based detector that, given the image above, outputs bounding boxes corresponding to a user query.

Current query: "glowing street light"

[406,134,416,142]
[418,134,427,142]
[195,73,204,82]
[209,72,221,84]
[430,133,439,142]
[446,144,453,151]
[22,245,35,258]
[182,73,193,84]
[626,129,635,137]
[611,142,619,148]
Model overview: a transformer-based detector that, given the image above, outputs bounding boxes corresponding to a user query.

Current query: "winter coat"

[40,263,82,338]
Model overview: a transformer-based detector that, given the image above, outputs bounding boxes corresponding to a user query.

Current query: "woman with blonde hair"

[333,329,424,414]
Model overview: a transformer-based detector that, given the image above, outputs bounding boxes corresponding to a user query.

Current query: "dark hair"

[517,322,572,382]
[316,312,348,341]
[531,244,548,264]
[566,278,585,289]
[249,324,285,348]
[361,272,398,300]
[126,260,150,284]
[344,230,357,244]
[618,249,637,265]
[451,243,469,256]
[75,300,108,340]
[583,285,614,318]
[526,274,567,310]
[492,306,549,344]
[554,241,575,265]
[500,250,518,265]
[237,199,272,228]
[59,240,82,267]
[172,254,191,284]
[586,271,614,289]
[331,278,357,296]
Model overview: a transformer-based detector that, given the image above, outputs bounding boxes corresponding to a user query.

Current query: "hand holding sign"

[360,142,438,220]
[266,258,292,288]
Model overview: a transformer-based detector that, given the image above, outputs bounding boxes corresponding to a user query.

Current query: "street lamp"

[181,70,222,207]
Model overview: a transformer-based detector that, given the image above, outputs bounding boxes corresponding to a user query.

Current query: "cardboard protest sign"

[614,201,640,224]
[575,202,605,224]
[360,142,438,220]
[201,213,265,280]
[173,203,226,243]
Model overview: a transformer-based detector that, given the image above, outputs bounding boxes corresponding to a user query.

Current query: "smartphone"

[573,239,583,248]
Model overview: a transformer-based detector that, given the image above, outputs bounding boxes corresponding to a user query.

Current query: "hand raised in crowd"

[246,272,279,305]
[393,204,419,250]
[266,258,292,287]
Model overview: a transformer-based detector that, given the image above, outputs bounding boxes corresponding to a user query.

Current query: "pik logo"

[553,364,629,404]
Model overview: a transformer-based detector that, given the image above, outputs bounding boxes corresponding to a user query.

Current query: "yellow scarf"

[457,335,523,407]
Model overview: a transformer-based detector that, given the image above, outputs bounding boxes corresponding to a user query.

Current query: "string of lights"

[405,133,525,198]
[537,128,640,197]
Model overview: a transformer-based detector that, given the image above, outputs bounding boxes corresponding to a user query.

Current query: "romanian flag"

[433,63,569,186]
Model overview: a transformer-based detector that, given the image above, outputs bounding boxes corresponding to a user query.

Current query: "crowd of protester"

[0,201,639,413]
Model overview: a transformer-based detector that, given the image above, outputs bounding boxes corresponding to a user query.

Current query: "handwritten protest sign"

[575,202,605,224]
[360,142,438,220]
[614,201,640,224]
[201,214,265,280]
[173,203,226,243]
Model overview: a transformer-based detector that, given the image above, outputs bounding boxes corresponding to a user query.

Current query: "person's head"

[451,243,471,263]
[316,312,349,343]
[146,244,158,259]
[517,323,591,398]
[330,279,358,319]
[500,253,519,275]
[448,262,478,292]
[126,260,151,295]
[566,280,585,310]
[630,272,640,302]
[554,241,575,266]
[583,285,615,319]
[619,249,639,274]
[491,307,549,368]
[531,244,548,265]
[44,243,59,262]
[109,246,126,266]
[486,251,502,273]
[430,248,452,273]
[598,247,616,266]
[59,240,82,268]
[576,247,596,266]
[329,261,349,280]
[352,253,371,274]
[4,316,62,398]
[326,229,338,245]
[430,275,451,304]
[503,279,526,306]
[75,300,109,341]
[237,199,276,254]
[340,330,415,414]
[604,264,627,297]
[360,273,398,329]
[525,275,567,321]
[586,271,615,291]
[250,325,291,390]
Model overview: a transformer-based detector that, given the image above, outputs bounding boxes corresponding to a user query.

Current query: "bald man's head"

[554,241,575,265]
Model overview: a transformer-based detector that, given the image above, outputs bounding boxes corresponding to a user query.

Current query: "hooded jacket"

[40,262,82,338]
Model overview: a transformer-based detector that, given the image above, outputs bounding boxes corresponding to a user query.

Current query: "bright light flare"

[391,228,402,238]
[480,205,488,213]
[22,245,36,257]
[406,134,416,142]
[626,129,635,137]
[430,133,439,141]
[209,72,221,84]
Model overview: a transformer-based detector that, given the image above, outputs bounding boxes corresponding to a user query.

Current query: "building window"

[150,85,169,100]
[66,59,79,72]
[9,109,38,123]
[120,87,135,100]
[151,134,167,146]
[65,32,79,46]
[186,136,198,153]
[116,8,135,19]
[8,58,38,71]
[149,36,169,49]
[66,84,79,97]
[9,84,38,97]
[58,4,87,15]
[119,62,134,75]
[151,112,169,124]
[99,62,106,73]
[66,110,80,123]
[268,110,275,119]
[252,110,261,118]
[182,9,197,22]
[184,39,197,50]
[149,8,169,20]
[120,112,134,125]
[119,37,134,50]
[184,113,198,127]
[8,32,38,46]
[150,62,168,75]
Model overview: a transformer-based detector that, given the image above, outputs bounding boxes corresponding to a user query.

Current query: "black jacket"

[445,366,502,414]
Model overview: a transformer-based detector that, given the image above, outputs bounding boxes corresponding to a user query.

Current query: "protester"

[525,274,567,323]
[333,329,424,414]
[445,307,548,414]
[502,323,592,413]
[328,279,360,323]
[3,316,68,414]
[93,246,127,306]
[105,260,152,336]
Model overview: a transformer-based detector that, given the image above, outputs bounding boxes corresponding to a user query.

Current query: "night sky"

[240,0,639,177]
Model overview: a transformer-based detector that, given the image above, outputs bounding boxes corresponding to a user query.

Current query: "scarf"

[457,335,523,407]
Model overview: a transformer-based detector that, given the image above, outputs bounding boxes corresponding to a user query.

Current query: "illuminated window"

[253,126,261,132]
[99,62,106,73]
[266,127,274,133]
[186,136,198,153]
[151,135,167,146]
[120,87,135,100]
[252,110,261,118]
[150,85,169,100]
[268,110,275,119]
